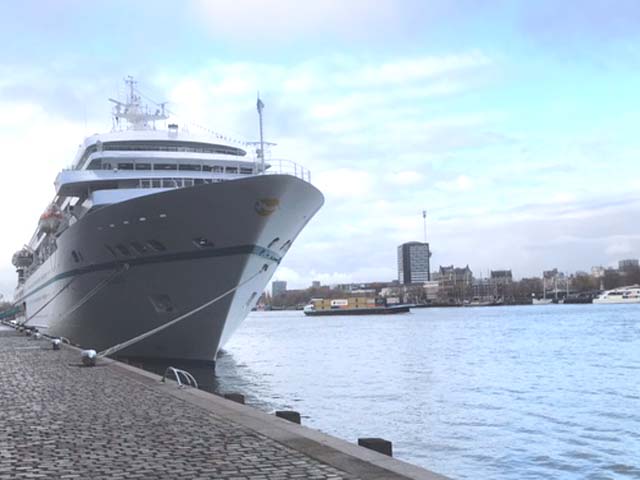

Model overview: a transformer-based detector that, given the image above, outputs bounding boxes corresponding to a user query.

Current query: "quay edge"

[0,325,451,480]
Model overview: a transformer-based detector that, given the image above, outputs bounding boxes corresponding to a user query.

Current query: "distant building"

[472,277,493,299]
[619,259,639,272]
[272,281,287,297]
[591,266,606,278]
[438,265,473,300]
[311,280,321,289]
[423,280,440,302]
[397,242,432,284]
[490,270,513,286]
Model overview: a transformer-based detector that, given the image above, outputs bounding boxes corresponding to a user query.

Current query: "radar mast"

[109,76,168,131]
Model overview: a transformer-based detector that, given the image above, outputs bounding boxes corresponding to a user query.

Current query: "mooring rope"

[22,263,130,326]
[56,264,130,322]
[97,264,268,358]
[22,278,77,325]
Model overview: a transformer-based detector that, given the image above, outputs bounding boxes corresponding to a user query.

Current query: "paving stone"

[0,331,360,480]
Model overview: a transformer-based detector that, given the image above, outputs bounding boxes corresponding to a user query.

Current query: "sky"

[1,0,640,297]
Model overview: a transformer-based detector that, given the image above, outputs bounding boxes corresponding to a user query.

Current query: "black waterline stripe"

[15,245,281,304]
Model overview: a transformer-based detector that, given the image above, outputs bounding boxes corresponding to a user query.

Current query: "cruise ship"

[11,78,324,365]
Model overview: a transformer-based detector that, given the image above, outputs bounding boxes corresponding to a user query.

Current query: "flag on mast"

[257,96,265,113]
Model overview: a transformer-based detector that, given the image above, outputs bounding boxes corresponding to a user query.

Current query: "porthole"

[192,237,214,249]
[123,220,130,225]
[130,242,148,255]
[147,240,166,252]
[116,244,131,256]
[280,240,292,251]
[159,213,167,219]
[109,224,115,228]
[246,291,257,307]
[139,217,147,222]
[148,294,174,313]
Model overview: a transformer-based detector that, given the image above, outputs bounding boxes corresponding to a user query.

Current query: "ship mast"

[109,76,168,131]
[257,93,265,174]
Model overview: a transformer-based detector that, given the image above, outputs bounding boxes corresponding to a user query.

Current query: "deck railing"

[263,158,311,183]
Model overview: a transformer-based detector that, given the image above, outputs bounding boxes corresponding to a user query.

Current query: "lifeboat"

[38,204,64,234]
[12,248,34,268]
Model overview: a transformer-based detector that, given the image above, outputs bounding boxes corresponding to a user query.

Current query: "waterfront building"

[438,265,473,301]
[619,259,639,272]
[311,280,321,289]
[423,280,440,302]
[490,270,513,285]
[397,242,432,284]
[272,280,287,298]
[472,277,493,300]
[591,266,606,278]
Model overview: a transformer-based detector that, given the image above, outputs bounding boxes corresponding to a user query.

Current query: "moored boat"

[11,77,324,365]
[593,285,640,304]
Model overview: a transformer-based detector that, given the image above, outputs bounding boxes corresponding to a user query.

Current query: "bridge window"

[179,164,201,171]
[226,167,238,174]
[162,179,178,188]
[87,159,102,170]
[155,163,177,170]
[135,163,151,170]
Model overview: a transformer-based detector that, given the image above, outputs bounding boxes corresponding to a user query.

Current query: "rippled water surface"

[214,305,640,479]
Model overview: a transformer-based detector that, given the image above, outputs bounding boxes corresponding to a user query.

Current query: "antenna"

[422,210,427,243]
[110,77,168,131]
[257,92,265,174]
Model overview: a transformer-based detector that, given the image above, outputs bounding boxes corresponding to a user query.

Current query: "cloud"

[1,42,639,298]
[192,0,404,43]
[436,175,475,192]
[389,171,424,186]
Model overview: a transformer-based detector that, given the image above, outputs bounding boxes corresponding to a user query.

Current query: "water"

[212,305,640,480]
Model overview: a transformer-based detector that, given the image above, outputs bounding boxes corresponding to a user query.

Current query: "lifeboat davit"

[38,204,63,234]
[12,248,34,268]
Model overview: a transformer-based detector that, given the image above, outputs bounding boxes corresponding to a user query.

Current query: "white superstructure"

[593,285,640,304]
[11,77,323,364]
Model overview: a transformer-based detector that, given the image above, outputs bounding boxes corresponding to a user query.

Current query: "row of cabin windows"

[137,178,223,188]
[79,141,246,167]
[98,142,246,156]
[105,240,167,258]
[89,160,253,175]
[105,236,215,259]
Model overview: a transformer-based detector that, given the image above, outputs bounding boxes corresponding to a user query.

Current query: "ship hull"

[15,174,323,363]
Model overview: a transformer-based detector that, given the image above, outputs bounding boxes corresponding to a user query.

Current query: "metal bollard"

[223,393,245,404]
[52,339,61,350]
[81,349,97,366]
[275,410,301,424]
[358,438,393,457]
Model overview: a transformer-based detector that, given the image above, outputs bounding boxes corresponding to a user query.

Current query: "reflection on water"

[137,305,640,480]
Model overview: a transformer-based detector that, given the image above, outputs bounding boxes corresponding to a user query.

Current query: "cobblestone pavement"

[0,330,361,480]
